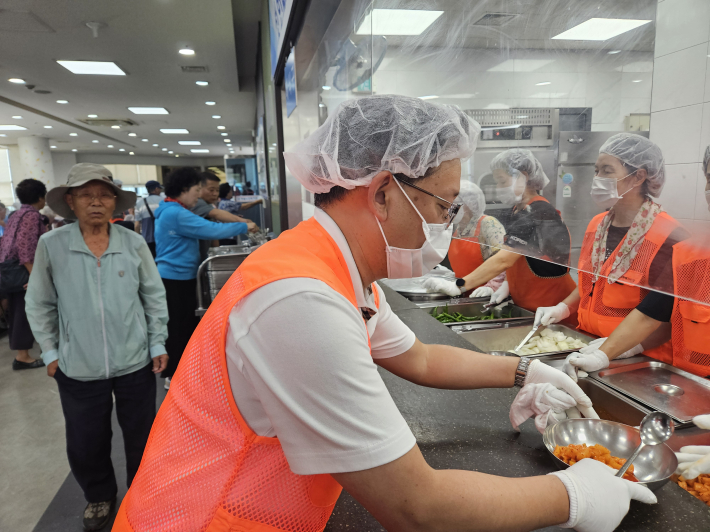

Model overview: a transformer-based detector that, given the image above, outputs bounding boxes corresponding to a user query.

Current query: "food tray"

[380,270,457,302]
[589,361,710,424]
[421,301,533,327]
[452,320,597,357]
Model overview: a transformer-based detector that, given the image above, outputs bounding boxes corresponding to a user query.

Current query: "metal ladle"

[616,411,674,479]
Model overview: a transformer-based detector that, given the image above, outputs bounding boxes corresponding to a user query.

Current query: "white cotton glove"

[471,286,494,298]
[675,446,710,479]
[422,277,462,297]
[693,414,710,430]
[489,280,509,305]
[563,339,645,382]
[510,360,599,433]
[549,458,657,532]
[534,302,570,327]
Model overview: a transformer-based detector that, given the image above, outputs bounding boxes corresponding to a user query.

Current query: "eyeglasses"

[394,176,462,229]
[72,192,117,203]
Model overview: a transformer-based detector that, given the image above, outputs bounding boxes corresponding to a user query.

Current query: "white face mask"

[590,171,639,210]
[705,190,710,212]
[496,185,522,204]
[376,179,453,279]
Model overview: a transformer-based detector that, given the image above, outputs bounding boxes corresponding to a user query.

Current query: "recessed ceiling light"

[128,107,169,115]
[12,116,22,119]
[196,81,208,86]
[552,18,651,41]
[70,132,78,136]
[212,115,221,119]
[130,151,135,155]
[44,125,53,129]
[72,149,78,152]
[175,154,179,157]
[322,85,331,90]
[356,9,443,35]
[107,145,114,148]
[221,133,228,136]
[160,128,189,134]
[168,151,174,154]
[152,143,159,147]
[318,103,325,108]
[191,149,209,153]
[8,78,26,84]
[217,126,226,130]
[92,140,99,143]
[128,133,137,137]
[536,81,551,86]
[419,95,439,100]
[142,139,149,142]
[88,114,98,118]
[227,144,232,147]
[632,79,643,83]
[56,60,126,75]
[119,148,125,152]
[178,141,201,145]
[0,125,26,130]
[50,145,57,148]
[56,99,69,104]
[111,125,120,129]
[205,101,216,106]
[179,47,195,56]
[162,148,168,151]
[608,50,622,54]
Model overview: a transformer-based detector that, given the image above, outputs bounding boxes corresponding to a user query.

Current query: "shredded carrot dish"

[554,443,639,482]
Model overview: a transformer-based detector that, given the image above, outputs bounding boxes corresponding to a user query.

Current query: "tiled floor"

[0,335,167,531]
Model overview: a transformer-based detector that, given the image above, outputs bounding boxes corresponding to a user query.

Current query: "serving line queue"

[104,95,678,532]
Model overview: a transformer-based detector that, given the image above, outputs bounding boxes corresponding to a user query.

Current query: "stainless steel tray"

[380,270,457,302]
[589,361,710,424]
[423,301,533,327]
[452,320,597,357]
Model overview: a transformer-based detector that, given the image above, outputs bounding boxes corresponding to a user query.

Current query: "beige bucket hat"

[46,163,137,220]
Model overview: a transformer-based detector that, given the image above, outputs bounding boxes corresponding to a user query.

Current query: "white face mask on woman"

[590,171,640,210]
[496,185,521,204]
[376,179,453,279]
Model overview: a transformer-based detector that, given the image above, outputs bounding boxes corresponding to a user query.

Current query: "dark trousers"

[54,363,156,503]
[7,290,34,350]
[162,278,198,378]
[147,241,156,259]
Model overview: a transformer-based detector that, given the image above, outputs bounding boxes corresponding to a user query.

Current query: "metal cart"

[195,244,254,316]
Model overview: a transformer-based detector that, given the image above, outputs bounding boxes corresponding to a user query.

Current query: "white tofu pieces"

[519,329,588,354]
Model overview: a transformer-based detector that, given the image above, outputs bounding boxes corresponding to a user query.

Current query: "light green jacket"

[26,222,168,381]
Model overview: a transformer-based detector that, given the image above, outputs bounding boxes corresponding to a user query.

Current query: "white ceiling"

[0,0,258,159]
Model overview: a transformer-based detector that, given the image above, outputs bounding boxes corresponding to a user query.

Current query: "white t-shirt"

[226,208,417,475]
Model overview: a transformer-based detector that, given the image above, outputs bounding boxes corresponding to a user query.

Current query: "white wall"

[51,152,77,186]
[649,0,710,234]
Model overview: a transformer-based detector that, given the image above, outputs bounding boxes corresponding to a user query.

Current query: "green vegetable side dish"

[430,305,513,323]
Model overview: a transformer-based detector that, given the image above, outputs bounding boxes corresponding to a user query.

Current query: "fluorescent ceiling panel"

[128,107,169,115]
[0,125,27,130]
[178,141,201,145]
[191,149,209,153]
[552,18,651,41]
[160,129,189,134]
[488,59,554,72]
[56,60,126,75]
[356,9,443,35]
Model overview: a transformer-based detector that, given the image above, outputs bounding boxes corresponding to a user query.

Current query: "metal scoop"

[513,323,540,353]
[616,411,674,479]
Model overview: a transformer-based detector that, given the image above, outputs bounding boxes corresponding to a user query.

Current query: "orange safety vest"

[448,216,485,278]
[113,217,380,532]
[577,211,682,364]
[671,239,710,377]
[506,196,577,312]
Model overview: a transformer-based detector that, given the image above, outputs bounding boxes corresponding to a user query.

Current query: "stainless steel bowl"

[543,418,678,491]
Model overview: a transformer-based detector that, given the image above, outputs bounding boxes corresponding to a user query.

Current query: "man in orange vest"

[115,96,655,532]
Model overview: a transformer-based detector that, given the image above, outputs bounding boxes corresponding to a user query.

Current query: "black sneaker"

[12,359,45,370]
[83,498,116,531]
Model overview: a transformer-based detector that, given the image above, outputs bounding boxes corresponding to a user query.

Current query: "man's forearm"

[209,208,248,224]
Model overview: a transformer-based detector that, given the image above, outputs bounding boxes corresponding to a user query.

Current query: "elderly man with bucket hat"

[26,163,168,531]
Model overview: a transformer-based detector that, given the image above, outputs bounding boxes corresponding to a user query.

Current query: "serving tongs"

[481,296,512,311]
[513,323,541,353]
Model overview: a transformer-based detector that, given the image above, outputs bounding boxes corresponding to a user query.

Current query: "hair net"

[489,148,550,190]
[704,146,710,174]
[599,133,665,197]
[283,95,481,193]
[456,180,486,222]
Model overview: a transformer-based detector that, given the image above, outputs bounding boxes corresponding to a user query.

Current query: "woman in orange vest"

[560,147,710,380]
[535,133,687,364]
[423,181,506,297]
[424,149,576,312]
[113,96,653,532]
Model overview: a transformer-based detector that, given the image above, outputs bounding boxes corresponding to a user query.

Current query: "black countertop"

[325,284,710,531]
